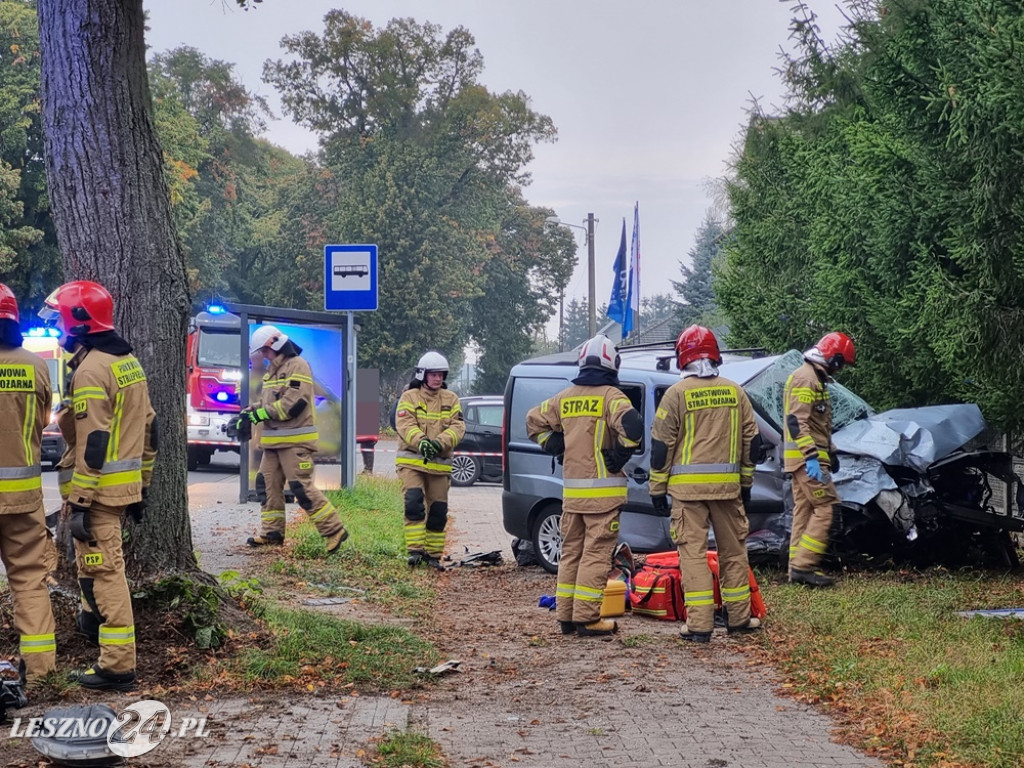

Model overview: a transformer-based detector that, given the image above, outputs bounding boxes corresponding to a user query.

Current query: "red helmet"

[676,325,722,369]
[0,283,18,323]
[40,280,115,336]
[815,331,856,370]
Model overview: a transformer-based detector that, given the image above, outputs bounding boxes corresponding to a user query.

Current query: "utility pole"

[587,212,596,338]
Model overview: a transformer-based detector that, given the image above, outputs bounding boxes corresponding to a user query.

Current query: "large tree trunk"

[37,0,196,577]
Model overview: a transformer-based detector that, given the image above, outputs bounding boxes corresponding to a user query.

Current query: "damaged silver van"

[502,346,1024,573]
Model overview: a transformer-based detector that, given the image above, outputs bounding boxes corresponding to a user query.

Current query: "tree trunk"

[37,0,196,577]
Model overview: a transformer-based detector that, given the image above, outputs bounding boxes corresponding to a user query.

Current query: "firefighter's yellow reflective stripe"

[261,509,285,522]
[560,395,603,418]
[634,607,668,617]
[795,435,815,448]
[563,477,628,489]
[729,407,739,464]
[400,407,461,422]
[98,626,135,646]
[404,427,426,444]
[106,391,124,461]
[395,455,452,473]
[563,486,628,500]
[721,584,751,603]
[537,430,554,446]
[261,431,320,446]
[649,470,669,484]
[0,363,34,391]
[73,387,106,401]
[684,385,738,411]
[799,533,828,555]
[575,584,605,602]
[59,481,72,496]
[72,473,99,487]
[671,462,739,475]
[555,583,576,599]
[308,502,336,523]
[271,400,288,420]
[608,396,630,414]
[20,633,56,654]
[789,386,826,404]
[817,449,830,461]
[668,473,740,485]
[741,466,755,478]
[287,374,314,385]
[83,553,103,566]
[442,427,459,443]
[403,521,425,546]
[142,458,155,472]
[539,398,552,414]
[684,589,715,607]
[424,530,446,555]
[22,389,35,465]
[681,411,695,464]
[594,419,607,478]
[0,476,43,492]
[96,470,142,487]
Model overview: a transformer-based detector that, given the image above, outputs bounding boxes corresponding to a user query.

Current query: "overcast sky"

[144,0,846,331]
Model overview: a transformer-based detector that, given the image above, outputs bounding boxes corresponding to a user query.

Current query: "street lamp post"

[545,213,598,339]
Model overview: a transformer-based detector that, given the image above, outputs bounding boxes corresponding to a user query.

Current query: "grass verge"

[757,568,1024,768]
[373,729,447,768]
[264,475,436,617]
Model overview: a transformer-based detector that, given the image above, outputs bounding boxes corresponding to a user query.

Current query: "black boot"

[559,621,576,635]
[71,666,136,692]
[76,609,101,645]
[407,552,425,567]
[790,568,835,588]
[247,531,284,547]
[679,623,712,643]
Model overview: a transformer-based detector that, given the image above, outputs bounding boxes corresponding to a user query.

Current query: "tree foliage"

[262,10,564,383]
[674,215,725,328]
[718,0,1024,432]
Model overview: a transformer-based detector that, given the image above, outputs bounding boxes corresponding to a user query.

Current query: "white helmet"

[578,334,620,372]
[415,350,449,381]
[249,325,289,356]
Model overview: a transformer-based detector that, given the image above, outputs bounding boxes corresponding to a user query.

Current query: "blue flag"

[625,203,640,337]
[607,219,629,332]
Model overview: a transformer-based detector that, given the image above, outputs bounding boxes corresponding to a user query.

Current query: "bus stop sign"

[324,244,378,311]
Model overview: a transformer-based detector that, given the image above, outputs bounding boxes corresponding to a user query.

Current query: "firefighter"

[394,352,465,568]
[39,280,157,691]
[784,332,856,587]
[650,326,760,642]
[0,283,57,683]
[243,325,348,552]
[526,334,642,637]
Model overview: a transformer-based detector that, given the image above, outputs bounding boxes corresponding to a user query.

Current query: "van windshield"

[197,330,242,369]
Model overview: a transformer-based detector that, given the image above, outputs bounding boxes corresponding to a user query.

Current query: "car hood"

[832,403,987,472]
[831,404,988,506]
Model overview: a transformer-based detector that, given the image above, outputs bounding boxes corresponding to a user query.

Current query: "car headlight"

[188,413,211,427]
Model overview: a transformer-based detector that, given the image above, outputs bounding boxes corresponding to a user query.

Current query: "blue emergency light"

[207,304,227,315]
[25,327,61,338]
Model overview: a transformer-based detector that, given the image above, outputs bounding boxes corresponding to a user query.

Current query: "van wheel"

[532,505,563,574]
[451,455,480,487]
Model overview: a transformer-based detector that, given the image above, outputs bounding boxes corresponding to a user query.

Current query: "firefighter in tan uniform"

[526,335,642,637]
[650,326,760,643]
[0,283,57,682]
[243,325,348,552]
[395,352,465,568]
[784,332,856,588]
[40,280,157,691]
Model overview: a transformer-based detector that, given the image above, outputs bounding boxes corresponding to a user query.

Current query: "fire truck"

[186,307,243,470]
[23,328,68,467]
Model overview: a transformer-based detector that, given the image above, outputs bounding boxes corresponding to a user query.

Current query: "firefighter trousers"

[74,501,135,674]
[398,467,450,557]
[788,466,838,571]
[257,446,346,540]
[555,508,620,625]
[672,497,752,634]
[0,508,56,679]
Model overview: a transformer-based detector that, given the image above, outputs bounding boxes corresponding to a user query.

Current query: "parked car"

[41,416,65,468]
[452,395,504,487]
[502,345,1024,573]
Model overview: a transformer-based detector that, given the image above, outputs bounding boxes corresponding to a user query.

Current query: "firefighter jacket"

[650,374,757,501]
[526,384,640,515]
[395,385,465,476]
[0,345,52,514]
[257,353,319,452]
[64,348,156,508]
[782,360,835,473]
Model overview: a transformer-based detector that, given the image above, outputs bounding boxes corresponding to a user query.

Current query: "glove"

[542,433,565,459]
[651,494,670,514]
[69,504,93,542]
[418,439,438,459]
[602,444,635,473]
[805,456,823,483]
[428,439,444,456]
[126,488,147,525]
[228,414,253,442]
[246,407,270,425]
[829,452,840,473]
